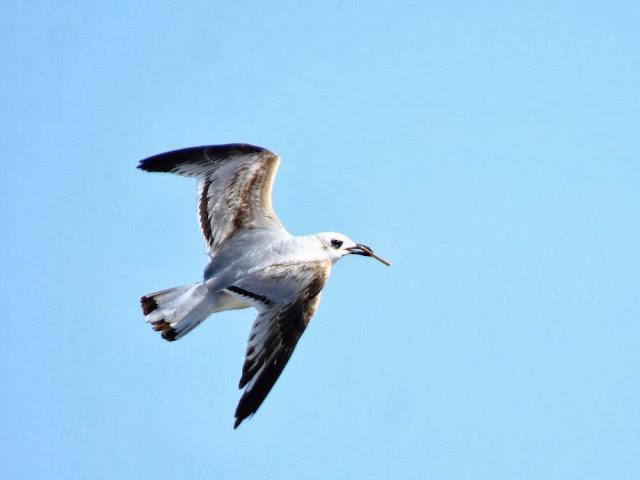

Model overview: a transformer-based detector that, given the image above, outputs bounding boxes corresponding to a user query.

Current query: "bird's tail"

[140,282,211,341]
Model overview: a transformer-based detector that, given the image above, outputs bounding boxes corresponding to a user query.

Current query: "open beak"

[347,243,391,266]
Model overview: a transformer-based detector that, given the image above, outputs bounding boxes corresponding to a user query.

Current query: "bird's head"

[315,232,390,266]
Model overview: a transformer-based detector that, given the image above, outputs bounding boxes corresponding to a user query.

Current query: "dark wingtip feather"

[137,146,200,173]
[233,411,254,429]
[138,143,271,173]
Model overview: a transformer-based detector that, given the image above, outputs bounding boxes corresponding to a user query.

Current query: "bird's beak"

[347,243,391,266]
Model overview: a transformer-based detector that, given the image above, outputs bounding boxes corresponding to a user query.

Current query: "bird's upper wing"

[224,260,331,428]
[138,144,284,257]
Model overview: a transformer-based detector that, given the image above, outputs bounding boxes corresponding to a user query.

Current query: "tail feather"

[140,283,210,341]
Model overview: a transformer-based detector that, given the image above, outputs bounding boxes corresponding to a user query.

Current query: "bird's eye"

[330,239,343,249]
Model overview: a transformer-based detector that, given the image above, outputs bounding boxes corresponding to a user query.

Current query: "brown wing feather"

[139,144,283,256]
[231,262,329,428]
[197,150,282,255]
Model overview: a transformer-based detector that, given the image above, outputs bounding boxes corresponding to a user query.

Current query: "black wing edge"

[233,352,294,429]
[233,338,301,429]
[233,303,307,429]
[137,143,270,173]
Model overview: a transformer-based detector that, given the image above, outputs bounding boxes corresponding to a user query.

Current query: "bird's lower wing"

[224,260,330,428]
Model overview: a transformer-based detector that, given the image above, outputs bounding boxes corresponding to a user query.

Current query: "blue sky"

[2,1,639,478]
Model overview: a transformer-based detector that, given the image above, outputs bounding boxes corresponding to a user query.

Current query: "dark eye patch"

[331,239,343,249]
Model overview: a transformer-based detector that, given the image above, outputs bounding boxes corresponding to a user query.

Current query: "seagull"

[138,143,390,428]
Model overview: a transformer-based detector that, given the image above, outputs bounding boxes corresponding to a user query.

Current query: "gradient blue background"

[2,1,639,478]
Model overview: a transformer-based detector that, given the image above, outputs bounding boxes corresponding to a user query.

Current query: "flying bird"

[138,143,390,428]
